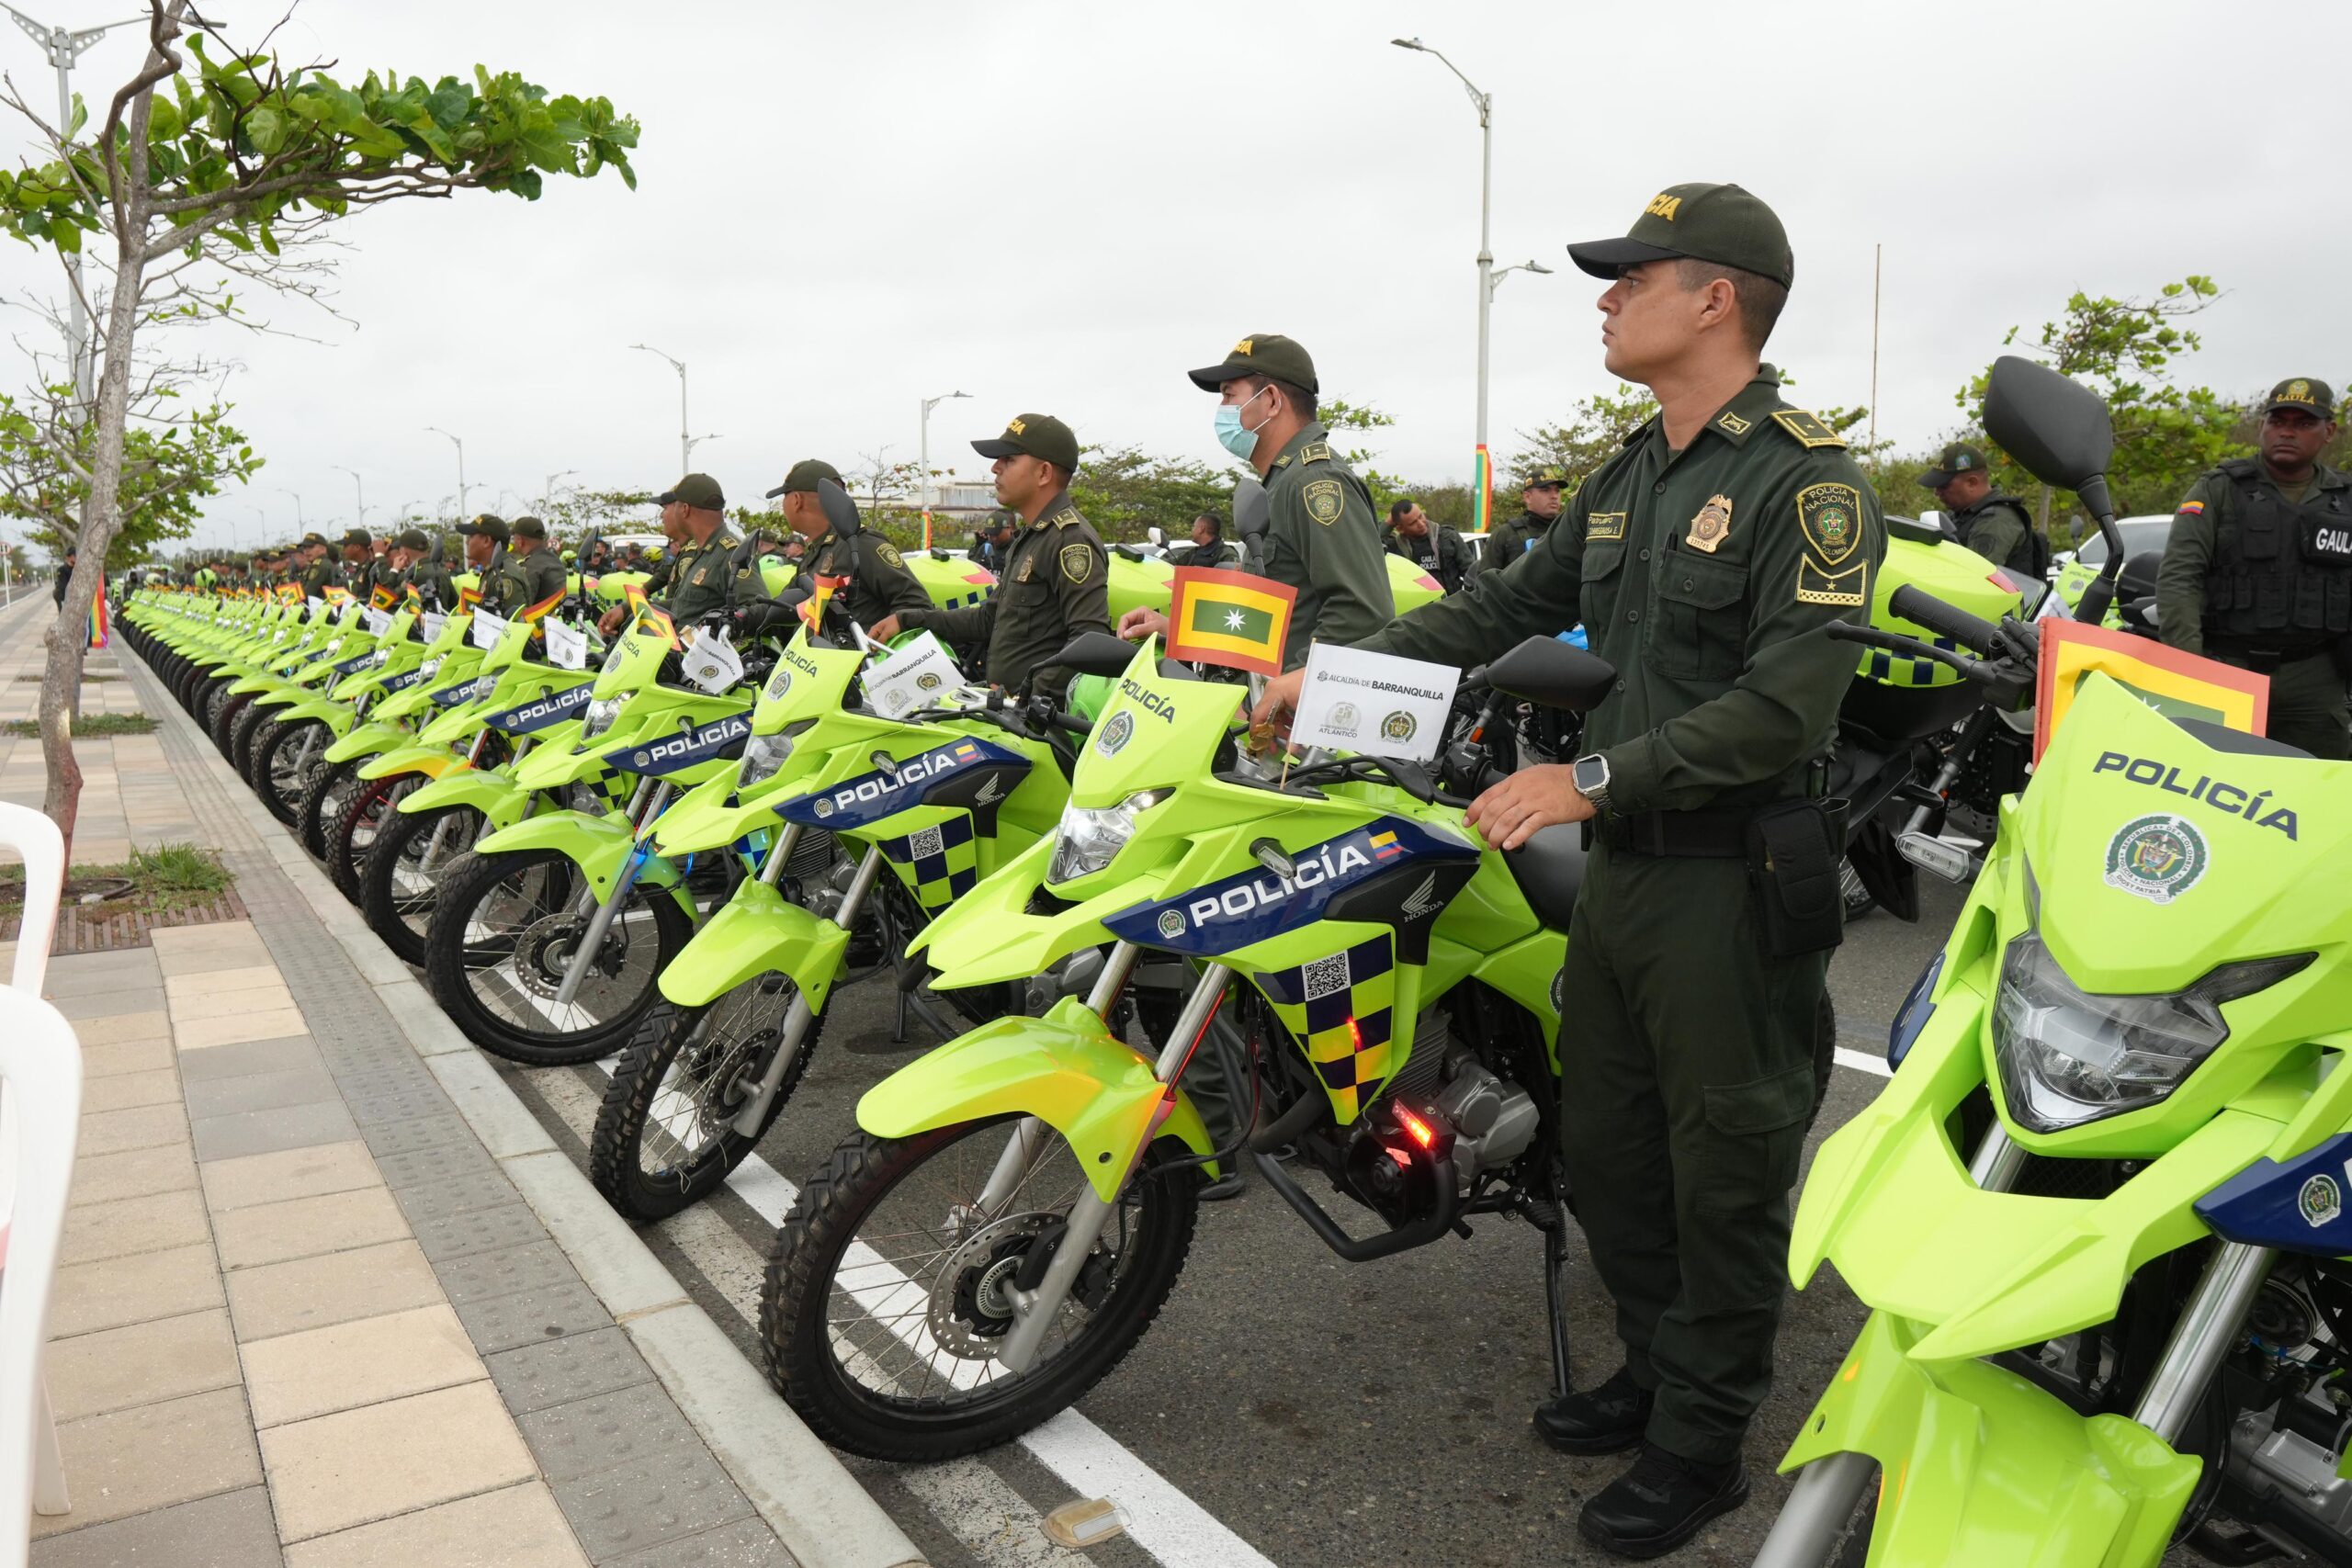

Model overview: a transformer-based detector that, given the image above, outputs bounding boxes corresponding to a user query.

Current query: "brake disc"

[930,1213,1054,1359]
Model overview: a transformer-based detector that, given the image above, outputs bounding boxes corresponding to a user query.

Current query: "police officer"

[334,528,374,595]
[2158,378,2352,759]
[394,528,456,609]
[737,458,932,640]
[499,516,569,615]
[296,532,339,602]
[453,514,513,610]
[1918,441,2041,579]
[1175,511,1238,570]
[1260,183,1884,1558]
[970,509,1019,576]
[650,475,741,626]
[871,414,1110,698]
[1385,499,1471,592]
[1487,467,1571,572]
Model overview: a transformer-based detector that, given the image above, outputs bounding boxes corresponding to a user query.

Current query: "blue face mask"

[1213,387,1272,460]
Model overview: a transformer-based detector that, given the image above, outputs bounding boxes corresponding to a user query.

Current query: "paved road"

[495,875,1966,1568]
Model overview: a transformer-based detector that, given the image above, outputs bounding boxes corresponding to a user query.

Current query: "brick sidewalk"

[4,594,806,1567]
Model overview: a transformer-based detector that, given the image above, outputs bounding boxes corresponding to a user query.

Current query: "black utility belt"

[2211,643,2334,673]
[1597,798,1851,958]
[1594,799,1849,859]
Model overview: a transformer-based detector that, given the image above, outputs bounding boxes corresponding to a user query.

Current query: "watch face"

[1575,757,1606,793]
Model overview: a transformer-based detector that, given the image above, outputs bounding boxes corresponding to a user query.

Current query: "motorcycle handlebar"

[1888,584,2000,657]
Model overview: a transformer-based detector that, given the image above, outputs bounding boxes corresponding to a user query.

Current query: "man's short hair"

[1677,257,1786,352]
[1191,511,1224,538]
[1242,374,1317,422]
[1388,498,1417,524]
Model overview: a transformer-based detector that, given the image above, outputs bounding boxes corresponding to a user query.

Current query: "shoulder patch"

[873,540,905,568]
[1797,483,1864,566]
[2176,500,2206,516]
[1303,478,1345,526]
[1770,409,1848,449]
[1299,441,1331,464]
[1059,542,1096,584]
[1797,557,1870,607]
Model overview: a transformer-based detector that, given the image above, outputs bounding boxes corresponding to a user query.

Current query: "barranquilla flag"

[1165,566,1297,677]
[2034,617,2270,762]
[369,582,396,610]
[456,583,482,612]
[622,581,677,648]
[322,584,353,606]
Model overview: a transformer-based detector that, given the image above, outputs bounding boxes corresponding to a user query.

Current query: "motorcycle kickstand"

[1543,1221,1575,1401]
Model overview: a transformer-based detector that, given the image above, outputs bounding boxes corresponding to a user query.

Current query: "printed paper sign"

[679,628,745,694]
[470,608,512,650]
[363,607,392,637]
[861,631,961,717]
[543,618,588,671]
[421,612,447,643]
[1291,643,1459,762]
[306,596,325,616]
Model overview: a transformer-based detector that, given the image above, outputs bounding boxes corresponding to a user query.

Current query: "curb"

[140,644,932,1568]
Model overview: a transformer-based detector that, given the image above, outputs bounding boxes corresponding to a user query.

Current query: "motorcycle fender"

[474,811,688,903]
[324,721,411,767]
[1780,1310,2197,1568]
[399,766,533,827]
[372,685,436,724]
[227,671,284,696]
[857,997,1217,1201]
[658,880,850,1013]
[358,743,465,783]
[273,694,353,733]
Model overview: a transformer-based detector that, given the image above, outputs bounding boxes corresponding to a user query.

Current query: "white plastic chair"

[0,988,80,1559]
[0,801,66,994]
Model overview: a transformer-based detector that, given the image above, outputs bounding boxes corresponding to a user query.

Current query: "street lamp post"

[542,468,578,519]
[425,428,468,519]
[332,466,366,528]
[1393,36,1506,533]
[277,488,303,530]
[2,6,145,405]
[1488,257,1554,302]
[629,344,720,474]
[918,389,971,551]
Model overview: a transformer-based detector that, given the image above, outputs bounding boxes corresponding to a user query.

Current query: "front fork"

[724,834,881,1138]
[552,777,671,1007]
[995,948,1232,1374]
[1752,1124,2276,1567]
[419,731,526,872]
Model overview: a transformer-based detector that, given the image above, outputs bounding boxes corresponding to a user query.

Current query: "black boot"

[1532,1365,1654,1455]
[1577,1441,1749,1561]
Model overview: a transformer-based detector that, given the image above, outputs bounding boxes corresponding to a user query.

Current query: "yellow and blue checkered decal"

[777,737,1029,832]
[609,713,754,778]
[1253,934,1398,1122]
[486,682,595,735]
[879,813,980,911]
[1102,816,1477,958]
[1860,632,1962,687]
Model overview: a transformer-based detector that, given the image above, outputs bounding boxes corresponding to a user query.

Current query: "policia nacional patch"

[1304,479,1344,526]
[1796,482,1869,606]
[1059,543,1094,584]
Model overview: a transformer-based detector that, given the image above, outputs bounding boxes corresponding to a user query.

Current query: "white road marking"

[1833,1046,1892,1078]
[901,1458,1092,1567]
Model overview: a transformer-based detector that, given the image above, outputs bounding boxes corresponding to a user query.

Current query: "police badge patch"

[1060,544,1093,584]
[876,541,905,568]
[1304,479,1344,526]
[1797,483,1863,566]
[1686,494,1733,553]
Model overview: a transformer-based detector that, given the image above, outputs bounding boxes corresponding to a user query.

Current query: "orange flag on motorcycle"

[456,583,482,611]
[1166,566,1296,677]
[369,582,396,610]
[623,581,678,648]
[798,573,850,634]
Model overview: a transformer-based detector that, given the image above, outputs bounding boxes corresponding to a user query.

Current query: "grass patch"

[0,839,232,919]
[2,713,156,738]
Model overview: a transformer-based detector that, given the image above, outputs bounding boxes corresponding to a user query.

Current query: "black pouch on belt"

[1746,798,1845,958]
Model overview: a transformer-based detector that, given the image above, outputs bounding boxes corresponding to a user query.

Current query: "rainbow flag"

[1165,566,1295,677]
[87,576,108,649]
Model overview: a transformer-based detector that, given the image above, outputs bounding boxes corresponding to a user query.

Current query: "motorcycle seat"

[1504,824,1586,931]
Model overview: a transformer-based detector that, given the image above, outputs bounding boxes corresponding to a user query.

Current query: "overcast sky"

[0,0,2342,552]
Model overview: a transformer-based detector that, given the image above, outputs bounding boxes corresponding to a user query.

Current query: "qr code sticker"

[908,825,944,860]
[1302,953,1350,1001]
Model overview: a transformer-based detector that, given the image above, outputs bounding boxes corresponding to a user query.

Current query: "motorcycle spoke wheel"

[363,802,483,965]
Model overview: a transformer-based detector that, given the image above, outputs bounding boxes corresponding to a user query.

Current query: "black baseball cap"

[1187,333,1320,394]
[763,458,843,499]
[1567,183,1794,290]
[340,527,370,548]
[656,473,725,510]
[395,528,430,551]
[300,531,328,548]
[1522,466,1569,490]
[972,413,1080,472]
[512,516,547,540]
[2263,378,2337,419]
[1917,442,1988,489]
[457,514,509,543]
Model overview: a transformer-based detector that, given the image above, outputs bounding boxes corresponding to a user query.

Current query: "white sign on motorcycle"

[679,628,745,694]
[1291,643,1458,762]
[305,596,325,616]
[470,608,511,649]
[544,617,588,671]
[861,631,960,717]
[421,611,447,641]
[362,607,391,636]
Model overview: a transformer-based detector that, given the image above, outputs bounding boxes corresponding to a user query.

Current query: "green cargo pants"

[2257,651,2352,761]
[1556,840,1829,1465]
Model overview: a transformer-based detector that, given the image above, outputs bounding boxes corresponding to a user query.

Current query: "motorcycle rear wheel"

[361,800,484,966]
[761,1115,1198,1461]
[326,773,404,904]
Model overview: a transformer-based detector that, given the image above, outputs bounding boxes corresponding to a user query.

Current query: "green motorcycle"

[756,629,1621,1461]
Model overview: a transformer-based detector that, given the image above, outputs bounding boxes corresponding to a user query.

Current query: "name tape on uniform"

[678,627,745,694]
[544,617,588,671]
[861,631,962,718]
[1292,643,1459,763]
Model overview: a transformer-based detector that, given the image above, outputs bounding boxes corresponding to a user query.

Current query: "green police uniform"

[1175,538,1239,570]
[2157,379,2352,760]
[1363,187,1884,1482]
[1487,466,1572,572]
[1919,443,2040,580]
[787,531,932,635]
[498,521,570,617]
[662,528,742,625]
[899,415,1111,696]
[297,536,338,603]
[1385,519,1472,592]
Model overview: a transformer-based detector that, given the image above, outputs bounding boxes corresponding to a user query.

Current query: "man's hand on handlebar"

[1464,763,1596,851]
[1117,606,1169,642]
[868,615,902,642]
[1251,666,1306,740]
[595,604,628,637]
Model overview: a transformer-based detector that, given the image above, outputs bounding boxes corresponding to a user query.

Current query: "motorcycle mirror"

[817,478,862,540]
[1047,630,1138,681]
[1484,635,1618,714]
[1147,525,1167,547]
[1233,477,1271,541]
[1984,355,2114,495]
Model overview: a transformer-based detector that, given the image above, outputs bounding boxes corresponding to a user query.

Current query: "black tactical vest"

[2203,458,2352,649]
[1953,494,2042,578]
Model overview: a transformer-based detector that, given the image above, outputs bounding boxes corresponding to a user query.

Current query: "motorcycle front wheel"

[761,1115,1199,1461]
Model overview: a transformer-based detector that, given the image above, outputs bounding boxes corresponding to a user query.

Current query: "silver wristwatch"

[1571,752,1612,814]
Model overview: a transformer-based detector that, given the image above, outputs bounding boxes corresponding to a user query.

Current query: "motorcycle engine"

[1342,1034,1542,1225]
[2217,1267,2352,1555]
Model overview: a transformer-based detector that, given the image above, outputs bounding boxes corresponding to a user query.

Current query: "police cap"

[1566,182,1794,290]
[1186,333,1319,395]
[971,413,1080,473]
[763,458,843,500]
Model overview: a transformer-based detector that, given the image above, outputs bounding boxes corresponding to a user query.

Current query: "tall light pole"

[629,344,719,475]
[542,468,577,518]
[332,465,366,527]
[918,389,970,550]
[277,488,303,530]
[1394,36,1498,533]
[3,7,145,405]
[425,427,468,518]
[1487,257,1553,301]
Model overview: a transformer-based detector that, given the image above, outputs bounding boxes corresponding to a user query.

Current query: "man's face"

[659,502,691,544]
[1523,483,1565,521]
[1597,260,1712,383]
[343,544,367,564]
[1933,470,1990,512]
[1396,507,1430,538]
[1191,517,1216,548]
[390,547,417,571]
[992,454,1051,511]
[2262,408,2335,475]
[783,491,827,540]
[464,533,492,567]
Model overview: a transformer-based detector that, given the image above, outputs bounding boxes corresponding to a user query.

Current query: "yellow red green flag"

[1166,566,1296,677]
[2034,618,2270,761]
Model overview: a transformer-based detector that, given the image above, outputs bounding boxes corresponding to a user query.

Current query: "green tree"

[0,0,637,855]
[1069,445,1236,543]
[0,381,258,566]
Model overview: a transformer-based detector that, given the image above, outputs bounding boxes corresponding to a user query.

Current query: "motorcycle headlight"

[739,721,812,788]
[1048,788,1169,885]
[369,649,393,668]
[581,695,625,739]
[1991,930,2311,1133]
[418,656,444,680]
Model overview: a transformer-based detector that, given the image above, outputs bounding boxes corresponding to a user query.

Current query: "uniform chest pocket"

[1006,577,1053,605]
[1647,551,1749,682]
[1577,538,1625,632]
